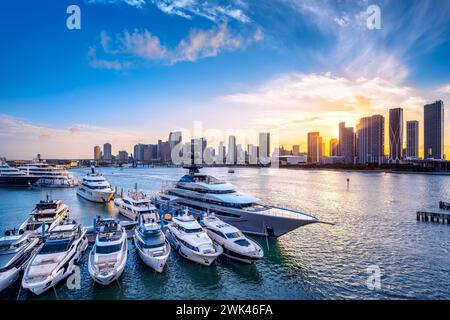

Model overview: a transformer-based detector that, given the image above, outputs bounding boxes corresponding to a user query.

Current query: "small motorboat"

[202,214,263,264]
[165,209,222,266]
[134,213,170,273]
[88,217,128,285]
[21,220,88,295]
[0,230,39,292]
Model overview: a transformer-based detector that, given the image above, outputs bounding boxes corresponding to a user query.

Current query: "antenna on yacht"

[184,207,189,216]
[134,183,138,192]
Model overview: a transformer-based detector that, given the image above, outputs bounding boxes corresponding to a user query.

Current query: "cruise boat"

[154,166,323,237]
[0,231,39,292]
[114,187,155,221]
[134,213,170,272]
[21,220,88,295]
[202,214,263,264]
[19,197,68,235]
[17,155,78,188]
[0,161,39,187]
[88,217,128,285]
[165,209,222,266]
[77,167,115,203]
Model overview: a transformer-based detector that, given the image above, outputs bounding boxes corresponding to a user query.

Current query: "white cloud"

[91,23,263,67]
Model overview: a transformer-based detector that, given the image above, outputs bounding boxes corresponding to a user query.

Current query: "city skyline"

[1,1,450,159]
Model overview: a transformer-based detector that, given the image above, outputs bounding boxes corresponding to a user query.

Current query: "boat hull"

[88,241,127,286]
[166,231,222,266]
[135,238,170,273]
[77,188,115,203]
[0,176,39,187]
[0,267,21,292]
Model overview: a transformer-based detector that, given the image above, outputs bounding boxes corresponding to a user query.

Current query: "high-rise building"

[292,145,300,156]
[342,127,355,164]
[258,132,271,164]
[389,108,403,161]
[424,100,444,159]
[357,115,385,164]
[168,131,182,162]
[338,122,345,156]
[307,132,322,163]
[227,136,236,165]
[158,140,172,163]
[217,142,226,164]
[406,120,419,158]
[190,138,206,164]
[103,143,112,162]
[118,151,128,162]
[94,146,101,161]
[329,139,339,157]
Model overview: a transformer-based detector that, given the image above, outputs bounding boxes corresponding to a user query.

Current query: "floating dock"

[416,211,450,224]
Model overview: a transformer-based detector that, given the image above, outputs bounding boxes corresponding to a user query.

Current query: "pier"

[416,211,450,224]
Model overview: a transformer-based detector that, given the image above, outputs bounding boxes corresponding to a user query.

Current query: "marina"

[0,167,450,300]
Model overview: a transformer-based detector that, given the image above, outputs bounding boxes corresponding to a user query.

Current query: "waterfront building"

[424,100,444,159]
[356,115,385,164]
[158,139,172,163]
[236,144,245,164]
[227,135,237,165]
[338,122,345,156]
[189,138,206,164]
[259,132,271,165]
[307,132,322,163]
[406,120,419,158]
[94,146,101,161]
[389,108,403,161]
[248,144,259,164]
[103,143,112,162]
[337,123,355,164]
[329,139,339,157]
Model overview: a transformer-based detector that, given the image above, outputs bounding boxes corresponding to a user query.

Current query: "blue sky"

[0,0,449,159]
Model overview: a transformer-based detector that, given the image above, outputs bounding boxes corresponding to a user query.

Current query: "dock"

[416,211,450,224]
[439,201,450,210]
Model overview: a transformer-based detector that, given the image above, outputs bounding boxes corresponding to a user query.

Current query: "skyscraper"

[217,142,226,164]
[227,135,236,165]
[307,132,322,163]
[357,115,385,164]
[94,146,101,161]
[329,138,338,156]
[103,143,112,162]
[292,145,300,156]
[406,120,419,158]
[389,108,403,161]
[338,122,345,156]
[424,100,444,159]
[258,132,271,164]
[342,127,355,164]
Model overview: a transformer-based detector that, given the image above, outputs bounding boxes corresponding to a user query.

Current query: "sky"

[0,0,449,159]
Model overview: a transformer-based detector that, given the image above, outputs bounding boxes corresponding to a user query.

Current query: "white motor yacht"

[165,209,222,266]
[21,220,88,295]
[114,187,155,221]
[19,197,68,235]
[0,161,39,187]
[202,214,263,264]
[134,213,170,273]
[77,167,115,203]
[88,218,128,285]
[0,231,39,292]
[17,155,78,188]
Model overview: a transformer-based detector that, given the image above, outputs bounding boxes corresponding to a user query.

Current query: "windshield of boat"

[180,174,224,185]
[96,243,122,254]
[40,239,72,254]
[225,231,244,239]
[178,225,203,233]
[36,203,57,211]
[234,239,251,247]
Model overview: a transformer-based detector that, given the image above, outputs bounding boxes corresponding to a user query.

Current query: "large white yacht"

[0,231,39,292]
[165,209,222,266]
[134,212,170,273]
[0,161,39,187]
[114,187,155,221]
[77,167,115,203]
[88,217,128,286]
[17,155,78,188]
[155,166,322,237]
[19,197,69,236]
[202,214,263,264]
[22,220,88,295]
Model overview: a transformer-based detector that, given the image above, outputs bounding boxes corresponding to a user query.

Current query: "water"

[1,167,450,300]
